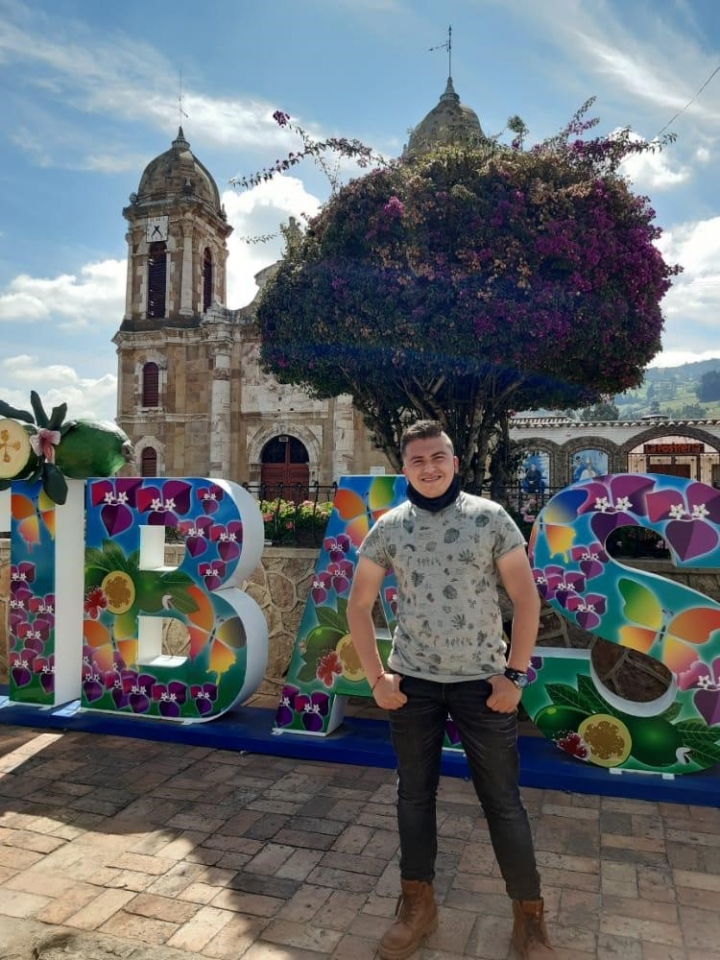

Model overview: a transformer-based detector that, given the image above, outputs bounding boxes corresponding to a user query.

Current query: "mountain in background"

[537,358,720,421]
[612,358,720,420]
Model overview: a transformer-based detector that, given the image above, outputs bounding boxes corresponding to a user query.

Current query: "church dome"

[404,78,484,158]
[136,128,221,211]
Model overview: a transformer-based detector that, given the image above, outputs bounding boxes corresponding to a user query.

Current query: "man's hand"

[372,673,408,710]
[487,674,522,713]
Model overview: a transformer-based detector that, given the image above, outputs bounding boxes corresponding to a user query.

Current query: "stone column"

[332,394,355,482]
[179,219,194,316]
[210,350,231,476]
[124,231,133,319]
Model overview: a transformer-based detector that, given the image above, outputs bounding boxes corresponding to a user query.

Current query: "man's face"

[402,434,458,499]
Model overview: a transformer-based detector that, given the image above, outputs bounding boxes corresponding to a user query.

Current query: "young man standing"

[347,420,553,960]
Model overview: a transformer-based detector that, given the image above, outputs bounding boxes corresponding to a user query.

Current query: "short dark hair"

[400,420,454,458]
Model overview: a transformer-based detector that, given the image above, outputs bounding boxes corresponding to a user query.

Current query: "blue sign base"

[1,687,718,808]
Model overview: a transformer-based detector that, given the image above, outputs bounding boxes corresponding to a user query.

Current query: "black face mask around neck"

[405,474,462,513]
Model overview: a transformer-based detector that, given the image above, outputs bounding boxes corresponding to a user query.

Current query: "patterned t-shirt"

[358,492,525,682]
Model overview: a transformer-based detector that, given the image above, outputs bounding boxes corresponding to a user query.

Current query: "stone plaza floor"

[1,721,720,960]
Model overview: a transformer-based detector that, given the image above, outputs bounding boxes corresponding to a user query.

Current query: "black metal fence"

[249,480,671,559]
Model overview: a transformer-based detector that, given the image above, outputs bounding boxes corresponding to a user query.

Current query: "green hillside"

[613,358,720,420]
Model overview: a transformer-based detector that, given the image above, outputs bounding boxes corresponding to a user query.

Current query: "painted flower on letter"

[198,484,224,515]
[137,480,192,525]
[316,650,343,687]
[679,657,720,726]
[562,592,607,630]
[151,681,188,718]
[570,542,609,580]
[295,691,330,732]
[84,587,108,619]
[178,515,213,558]
[646,482,720,562]
[276,685,300,727]
[91,478,143,537]
[191,682,218,716]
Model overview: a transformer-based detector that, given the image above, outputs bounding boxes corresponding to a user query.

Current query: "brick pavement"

[1,724,720,959]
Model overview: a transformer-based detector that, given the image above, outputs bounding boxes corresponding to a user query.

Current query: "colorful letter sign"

[525,474,720,774]
[4,455,720,775]
[275,474,720,775]
[275,476,403,736]
[81,478,267,720]
[5,479,84,706]
[2,477,268,721]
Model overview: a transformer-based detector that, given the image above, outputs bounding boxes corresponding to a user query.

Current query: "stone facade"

[510,416,720,490]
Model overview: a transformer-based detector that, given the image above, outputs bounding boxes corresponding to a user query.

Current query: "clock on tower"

[146,216,169,242]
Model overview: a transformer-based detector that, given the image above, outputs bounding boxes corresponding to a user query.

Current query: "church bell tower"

[120,128,232,327]
[114,129,235,479]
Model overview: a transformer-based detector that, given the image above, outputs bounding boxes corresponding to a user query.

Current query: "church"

[112,77,491,495]
[113,84,720,498]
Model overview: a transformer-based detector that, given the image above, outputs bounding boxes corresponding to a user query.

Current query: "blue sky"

[1,0,720,422]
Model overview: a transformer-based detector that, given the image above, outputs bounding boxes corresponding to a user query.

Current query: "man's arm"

[347,556,407,710]
[497,545,541,673]
[487,545,541,713]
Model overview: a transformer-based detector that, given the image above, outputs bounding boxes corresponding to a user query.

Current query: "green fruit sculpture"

[55,420,134,479]
[0,420,39,480]
[0,391,134,504]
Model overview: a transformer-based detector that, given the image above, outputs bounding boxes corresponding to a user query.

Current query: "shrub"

[260,498,333,545]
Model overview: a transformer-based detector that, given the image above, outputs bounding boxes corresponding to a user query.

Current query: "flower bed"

[260,498,333,546]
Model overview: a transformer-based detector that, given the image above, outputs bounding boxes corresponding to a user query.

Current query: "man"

[347,420,553,960]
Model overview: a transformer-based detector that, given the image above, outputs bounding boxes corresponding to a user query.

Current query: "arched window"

[202,248,213,312]
[147,242,167,318]
[142,362,159,407]
[141,447,157,477]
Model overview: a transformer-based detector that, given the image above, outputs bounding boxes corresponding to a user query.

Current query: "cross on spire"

[178,68,189,126]
[429,24,452,78]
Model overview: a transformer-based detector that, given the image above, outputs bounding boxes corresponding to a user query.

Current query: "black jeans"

[388,675,541,901]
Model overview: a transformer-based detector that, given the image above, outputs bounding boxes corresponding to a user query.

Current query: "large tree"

[254,110,679,489]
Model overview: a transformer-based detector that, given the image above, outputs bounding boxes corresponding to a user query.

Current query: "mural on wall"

[520,451,550,498]
[526,474,720,774]
[571,449,608,483]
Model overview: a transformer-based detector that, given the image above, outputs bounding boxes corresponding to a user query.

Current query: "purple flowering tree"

[253,103,680,488]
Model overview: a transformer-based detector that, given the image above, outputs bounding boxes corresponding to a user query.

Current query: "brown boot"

[511,899,555,958]
[378,879,438,960]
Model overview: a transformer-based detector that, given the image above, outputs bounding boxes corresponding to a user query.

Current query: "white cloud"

[79,153,150,174]
[0,356,117,422]
[223,177,322,307]
[0,259,125,328]
[648,349,720,368]
[0,5,317,169]
[655,216,720,356]
[489,0,720,129]
[620,137,690,191]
